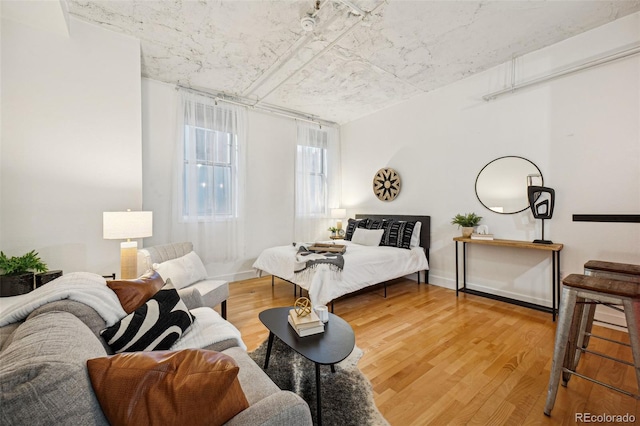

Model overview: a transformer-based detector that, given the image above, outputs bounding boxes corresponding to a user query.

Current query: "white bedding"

[252,240,429,306]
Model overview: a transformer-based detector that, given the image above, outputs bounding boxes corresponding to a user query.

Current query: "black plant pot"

[0,272,35,297]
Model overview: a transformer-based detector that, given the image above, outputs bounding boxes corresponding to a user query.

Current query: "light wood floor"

[224,276,639,425]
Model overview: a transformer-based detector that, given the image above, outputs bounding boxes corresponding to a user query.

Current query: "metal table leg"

[316,363,322,426]
[264,332,274,369]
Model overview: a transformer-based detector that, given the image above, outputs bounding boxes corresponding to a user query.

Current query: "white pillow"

[410,221,422,247]
[351,228,384,246]
[153,251,208,290]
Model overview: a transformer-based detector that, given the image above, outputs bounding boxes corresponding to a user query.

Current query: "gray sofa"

[0,297,312,424]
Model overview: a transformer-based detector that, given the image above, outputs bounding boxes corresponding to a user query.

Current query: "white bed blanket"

[253,240,429,306]
[0,272,246,350]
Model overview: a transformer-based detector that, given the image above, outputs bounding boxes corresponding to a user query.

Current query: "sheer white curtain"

[294,121,341,241]
[171,89,247,263]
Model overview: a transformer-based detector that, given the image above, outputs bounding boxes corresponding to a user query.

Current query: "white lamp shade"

[103,211,153,240]
[331,208,347,219]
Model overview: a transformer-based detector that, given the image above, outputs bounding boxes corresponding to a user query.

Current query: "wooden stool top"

[563,274,640,298]
[584,260,640,276]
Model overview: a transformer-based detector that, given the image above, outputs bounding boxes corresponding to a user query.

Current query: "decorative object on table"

[528,186,555,244]
[451,212,483,237]
[249,339,388,426]
[373,167,401,201]
[288,309,325,337]
[35,270,63,288]
[293,297,312,317]
[328,226,339,238]
[103,210,153,279]
[0,250,48,297]
[331,208,347,233]
[314,305,329,323]
[471,225,494,240]
[289,298,324,337]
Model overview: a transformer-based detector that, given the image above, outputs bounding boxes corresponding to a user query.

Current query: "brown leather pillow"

[107,270,164,313]
[87,349,249,426]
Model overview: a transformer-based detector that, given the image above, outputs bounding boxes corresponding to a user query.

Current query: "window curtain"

[294,121,341,241]
[171,89,247,262]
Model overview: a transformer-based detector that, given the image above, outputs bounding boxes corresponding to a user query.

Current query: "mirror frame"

[475,156,543,215]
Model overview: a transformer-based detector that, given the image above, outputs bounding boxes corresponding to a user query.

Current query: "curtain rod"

[483,42,640,101]
[175,85,337,128]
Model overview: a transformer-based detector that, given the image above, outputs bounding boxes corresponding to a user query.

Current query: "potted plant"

[451,213,483,238]
[0,250,48,297]
[328,226,339,237]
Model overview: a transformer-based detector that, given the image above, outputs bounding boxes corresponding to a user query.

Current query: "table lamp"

[103,210,153,279]
[331,208,347,231]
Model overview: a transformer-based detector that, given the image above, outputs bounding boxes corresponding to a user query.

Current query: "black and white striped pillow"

[380,220,416,249]
[100,280,194,353]
[345,218,369,241]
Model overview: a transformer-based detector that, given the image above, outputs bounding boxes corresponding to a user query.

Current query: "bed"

[252,214,430,307]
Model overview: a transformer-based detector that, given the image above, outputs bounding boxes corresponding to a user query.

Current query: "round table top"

[259,307,355,365]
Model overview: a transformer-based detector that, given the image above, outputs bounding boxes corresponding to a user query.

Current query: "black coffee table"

[259,307,355,426]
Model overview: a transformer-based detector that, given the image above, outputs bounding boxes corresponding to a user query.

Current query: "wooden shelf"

[453,237,563,252]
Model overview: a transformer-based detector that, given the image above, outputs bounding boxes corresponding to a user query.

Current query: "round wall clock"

[373,167,401,201]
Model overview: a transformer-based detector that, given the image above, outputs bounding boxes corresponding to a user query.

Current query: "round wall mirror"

[475,156,543,214]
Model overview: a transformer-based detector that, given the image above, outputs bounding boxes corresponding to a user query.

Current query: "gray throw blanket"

[293,243,345,276]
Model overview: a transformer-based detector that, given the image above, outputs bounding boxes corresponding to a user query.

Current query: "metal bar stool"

[544,274,640,416]
[564,261,640,384]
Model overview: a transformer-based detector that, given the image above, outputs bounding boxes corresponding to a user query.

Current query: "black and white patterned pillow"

[380,220,416,249]
[344,218,369,241]
[100,280,194,353]
[365,218,387,230]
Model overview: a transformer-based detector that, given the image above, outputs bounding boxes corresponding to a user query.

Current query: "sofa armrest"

[224,391,312,426]
[177,287,205,310]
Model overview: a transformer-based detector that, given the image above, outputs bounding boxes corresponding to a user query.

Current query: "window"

[296,129,328,217]
[181,102,239,221]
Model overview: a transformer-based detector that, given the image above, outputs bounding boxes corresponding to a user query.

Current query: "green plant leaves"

[451,213,483,228]
[0,250,48,275]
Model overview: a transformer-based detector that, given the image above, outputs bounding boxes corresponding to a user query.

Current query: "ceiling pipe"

[483,42,640,101]
[241,0,335,97]
[253,0,387,106]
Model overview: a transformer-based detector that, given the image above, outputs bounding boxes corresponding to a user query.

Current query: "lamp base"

[533,239,554,245]
[120,241,138,279]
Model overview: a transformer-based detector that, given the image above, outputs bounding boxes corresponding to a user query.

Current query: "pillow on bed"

[344,218,369,241]
[380,220,416,249]
[410,221,422,247]
[351,228,384,246]
[365,218,386,230]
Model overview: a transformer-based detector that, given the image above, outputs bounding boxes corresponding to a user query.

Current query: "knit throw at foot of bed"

[249,338,389,426]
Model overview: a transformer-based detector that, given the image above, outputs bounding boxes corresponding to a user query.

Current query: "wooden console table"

[454,237,563,321]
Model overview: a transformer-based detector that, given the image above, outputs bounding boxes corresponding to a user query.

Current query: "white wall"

[142,79,297,281]
[341,12,640,323]
[1,6,142,276]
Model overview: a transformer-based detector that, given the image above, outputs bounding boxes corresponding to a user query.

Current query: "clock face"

[338,228,346,237]
[373,168,401,201]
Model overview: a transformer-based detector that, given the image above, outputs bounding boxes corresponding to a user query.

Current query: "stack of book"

[288,309,325,337]
[471,233,494,240]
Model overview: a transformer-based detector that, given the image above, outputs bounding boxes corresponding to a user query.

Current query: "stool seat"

[544,273,640,416]
[562,273,640,298]
[584,260,640,277]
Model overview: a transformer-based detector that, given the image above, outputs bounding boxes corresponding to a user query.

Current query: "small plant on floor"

[0,250,48,275]
[451,213,483,228]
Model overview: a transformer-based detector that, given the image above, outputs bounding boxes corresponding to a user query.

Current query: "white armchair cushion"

[153,251,208,290]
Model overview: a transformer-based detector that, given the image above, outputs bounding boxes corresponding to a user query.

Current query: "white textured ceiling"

[66,0,640,124]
